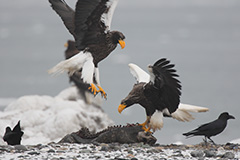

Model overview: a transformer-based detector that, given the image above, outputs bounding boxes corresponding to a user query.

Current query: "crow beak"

[118,40,125,49]
[228,115,235,119]
[118,104,127,113]
[64,42,68,48]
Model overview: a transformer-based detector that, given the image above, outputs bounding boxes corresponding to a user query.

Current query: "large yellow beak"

[118,40,125,49]
[64,42,68,48]
[118,104,127,113]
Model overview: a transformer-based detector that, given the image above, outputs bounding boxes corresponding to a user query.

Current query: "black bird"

[118,58,209,132]
[48,0,125,99]
[3,121,24,145]
[183,112,235,144]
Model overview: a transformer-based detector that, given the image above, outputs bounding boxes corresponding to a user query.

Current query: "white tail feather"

[48,51,92,76]
[171,103,209,122]
[171,109,195,122]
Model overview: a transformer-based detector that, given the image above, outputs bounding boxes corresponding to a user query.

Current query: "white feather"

[128,63,150,83]
[171,103,209,122]
[178,103,209,112]
[81,56,94,84]
[101,0,119,31]
[149,111,164,131]
[48,51,92,76]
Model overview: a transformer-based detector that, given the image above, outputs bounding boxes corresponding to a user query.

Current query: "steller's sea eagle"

[118,58,209,132]
[48,0,125,99]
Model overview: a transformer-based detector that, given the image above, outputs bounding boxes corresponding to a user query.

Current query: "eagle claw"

[88,83,98,95]
[97,85,107,99]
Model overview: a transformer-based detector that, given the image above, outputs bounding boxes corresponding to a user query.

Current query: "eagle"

[48,0,125,99]
[118,58,209,132]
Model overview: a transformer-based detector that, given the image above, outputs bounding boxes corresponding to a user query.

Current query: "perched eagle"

[3,121,24,145]
[48,0,125,99]
[118,58,209,132]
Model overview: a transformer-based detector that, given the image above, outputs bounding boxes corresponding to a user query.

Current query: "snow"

[0,87,114,145]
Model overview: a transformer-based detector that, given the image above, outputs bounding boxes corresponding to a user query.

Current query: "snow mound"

[0,87,114,145]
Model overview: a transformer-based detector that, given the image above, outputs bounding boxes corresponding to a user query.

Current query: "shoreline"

[0,142,239,160]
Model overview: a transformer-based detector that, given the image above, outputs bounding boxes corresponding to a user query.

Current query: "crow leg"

[208,137,216,145]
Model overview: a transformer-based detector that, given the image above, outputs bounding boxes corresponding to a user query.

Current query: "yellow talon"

[97,85,107,99]
[88,83,98,95]
[139,117,152,133]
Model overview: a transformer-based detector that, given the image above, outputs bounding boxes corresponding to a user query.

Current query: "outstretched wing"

[74,0,119,50]
[49,0,76,37]
[128,63,150,83]
[144,58,181,113]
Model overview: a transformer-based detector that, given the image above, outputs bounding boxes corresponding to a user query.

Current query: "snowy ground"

[0,87,114,145]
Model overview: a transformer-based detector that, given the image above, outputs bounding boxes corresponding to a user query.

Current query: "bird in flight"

[183,112,235,144]
[118,58,209,132]
[48,0,125,99]
[3,121,24,145]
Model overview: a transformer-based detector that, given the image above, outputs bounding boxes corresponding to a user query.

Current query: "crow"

[183,112,235,144]
[3,121,24,145]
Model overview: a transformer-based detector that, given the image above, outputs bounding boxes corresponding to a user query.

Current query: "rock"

[204,150,216,157]
[27,151,40,155]
[14,145,28,151]
[190,150,204,157]
[222,152,235,159]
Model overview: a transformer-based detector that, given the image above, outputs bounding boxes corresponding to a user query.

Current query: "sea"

[0,0,240,144]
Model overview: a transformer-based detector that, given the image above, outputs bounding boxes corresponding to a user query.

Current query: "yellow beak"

[118,104,127,113]
[64,42,68,48]
[118,40,125,49]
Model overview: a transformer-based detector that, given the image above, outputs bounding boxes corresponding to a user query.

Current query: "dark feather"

[3,121,24,145]
[144,58,181,114]
[49,0,76,37]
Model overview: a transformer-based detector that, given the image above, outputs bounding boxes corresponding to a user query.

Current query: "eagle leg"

[139,117,152,133]
[97,85,107,99]
[88,83,98,95]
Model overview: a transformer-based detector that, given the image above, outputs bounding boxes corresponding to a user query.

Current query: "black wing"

[144,58,181,113]
[183,119,226,137]
[74,0,113,50]
[49,0,76,37]
[12,121,22,132]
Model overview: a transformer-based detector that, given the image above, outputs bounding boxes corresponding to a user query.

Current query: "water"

[0,0,240,144]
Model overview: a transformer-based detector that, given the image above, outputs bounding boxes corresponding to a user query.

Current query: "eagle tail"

[48,51,88,76]
[48,59,73,75]
[171,103,209,122]
[171,109,195,122]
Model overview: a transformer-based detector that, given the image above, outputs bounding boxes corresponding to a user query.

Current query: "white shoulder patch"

[128,63,150,83]
[101,0,119,31]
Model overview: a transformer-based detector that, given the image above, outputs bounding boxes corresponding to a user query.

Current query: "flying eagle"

[48,0,125,99]
[118,58,209,132]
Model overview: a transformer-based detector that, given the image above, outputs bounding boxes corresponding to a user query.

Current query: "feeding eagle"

[118,58,209,132]
[48,0,125,99]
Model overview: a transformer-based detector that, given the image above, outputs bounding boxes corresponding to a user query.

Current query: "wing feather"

[128,63,150,83]
[49,0,75,37]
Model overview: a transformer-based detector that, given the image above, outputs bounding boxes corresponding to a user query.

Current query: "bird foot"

[88,83,98,96]
[97,85,107,99]
[139,123,152,133]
